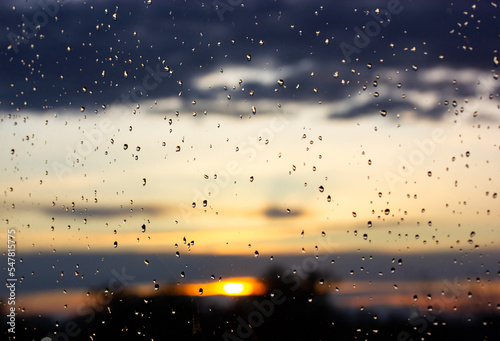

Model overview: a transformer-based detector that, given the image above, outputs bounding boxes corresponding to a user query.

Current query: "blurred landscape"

[3,266,499,340]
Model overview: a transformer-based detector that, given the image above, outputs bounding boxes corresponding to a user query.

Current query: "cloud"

[1,0,497,119]
[41,205,164,218]
[264,207,302,218]
[195,66,278,90]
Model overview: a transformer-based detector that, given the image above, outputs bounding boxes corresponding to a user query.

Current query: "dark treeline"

[3,268,499,341]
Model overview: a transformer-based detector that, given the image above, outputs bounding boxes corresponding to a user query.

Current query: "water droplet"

[199,288,203,295]
[380,110,387,117]
[123,144,128,150]
[384,208,390,215]
[319,186,324,193]
[154,284,159,290]
[144,259,149,265]
[246,54,251,61]
[175,251,180,257]
[352,212,357,218]
[277,79,284,86]
[427,171,432,177]
[470,231,475,238]
[412,65,418,71]
[113,241,118,248]
[180,271,185,278]
[142,178,147,186]
[367,221,372,228]
[176,146,181,152]
[141,224,146,233]
[254,250,259,257]
[203,199,207,207]
[252,106,256,114]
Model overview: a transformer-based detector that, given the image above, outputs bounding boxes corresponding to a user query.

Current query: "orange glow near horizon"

[182,277,266,296]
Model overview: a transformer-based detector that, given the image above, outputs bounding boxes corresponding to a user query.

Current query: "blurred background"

[0,0,499,339]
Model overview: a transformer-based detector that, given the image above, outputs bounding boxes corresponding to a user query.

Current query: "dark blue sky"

[1,0,498,115]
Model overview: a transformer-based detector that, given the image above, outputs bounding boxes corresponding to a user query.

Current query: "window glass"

[1,1,499,340]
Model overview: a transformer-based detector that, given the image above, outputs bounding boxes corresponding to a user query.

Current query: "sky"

[0,0,499,324]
